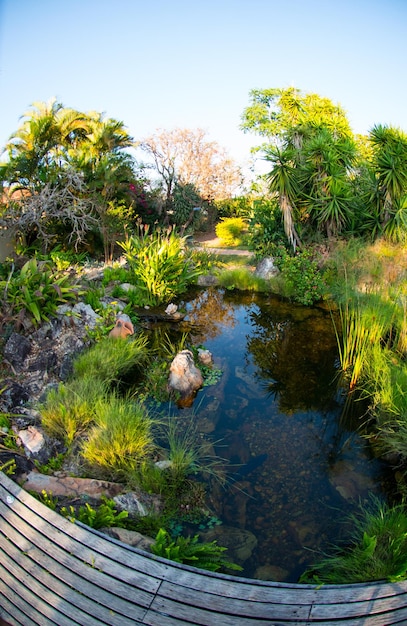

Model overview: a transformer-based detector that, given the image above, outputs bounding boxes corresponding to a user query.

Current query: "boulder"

[254,257,280,280]
[168,350,203,400]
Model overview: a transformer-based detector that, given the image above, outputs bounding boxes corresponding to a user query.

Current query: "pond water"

[145,288,395,582]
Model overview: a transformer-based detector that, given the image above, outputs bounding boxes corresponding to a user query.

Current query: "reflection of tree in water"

[184,288,237,340]
[247,306,339,412]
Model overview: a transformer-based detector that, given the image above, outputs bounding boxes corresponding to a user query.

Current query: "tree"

[367,125,407,241]
[241,87,357,247]
[0,169,98,252]
[140,128,243,214]
[0,101,139,259]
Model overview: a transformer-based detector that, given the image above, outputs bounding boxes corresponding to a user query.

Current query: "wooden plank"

[0,560,75,626]
[0,475,168,580]
[0,591,38,626]
[0,500,155,617]
[0,495,160,599]
[2,471,407,626]
[157,580,310,621]
[0,533,148,626]
[147,595,311,625]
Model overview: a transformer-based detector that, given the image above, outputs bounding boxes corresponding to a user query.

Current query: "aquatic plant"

[301,496,407,583]
[217,267,268,292]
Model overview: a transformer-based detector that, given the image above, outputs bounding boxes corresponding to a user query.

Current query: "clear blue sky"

[1,0,406,167]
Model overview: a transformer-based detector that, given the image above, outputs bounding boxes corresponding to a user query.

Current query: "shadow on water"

[145,287,396,583]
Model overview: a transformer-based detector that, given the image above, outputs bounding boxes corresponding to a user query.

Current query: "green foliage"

[73,335,148,385]
[276,249,325,305]
[301,497,407,583]
[0,459,17,475]
[151,528,242,572]
[214,196,253,219]
[247,198,287,258]
[34,453,65,475]
[61,496,129,529]
[40,378,107,446]
[118,225,202,306]
[49,246,89,271]
[215,217,246,246]
[81,395,156,480]
[0,258,81,326]
[218,267,268,292]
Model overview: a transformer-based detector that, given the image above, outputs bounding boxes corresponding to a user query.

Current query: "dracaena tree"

[365,125,407,242]
[241,87,358,247]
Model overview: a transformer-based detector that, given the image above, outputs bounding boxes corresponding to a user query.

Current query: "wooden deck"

[1,471,407,625]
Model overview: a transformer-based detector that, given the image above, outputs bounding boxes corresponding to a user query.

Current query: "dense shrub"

[215,217,246,246]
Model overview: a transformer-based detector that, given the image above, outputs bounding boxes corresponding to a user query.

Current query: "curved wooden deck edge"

[1,471,407,626]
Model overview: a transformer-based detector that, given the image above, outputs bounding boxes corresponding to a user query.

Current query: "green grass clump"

[81,395,156,480]
[218,267,268,292]
[40,378,107,446]
[301,496,407,583]
[73,335,148,385]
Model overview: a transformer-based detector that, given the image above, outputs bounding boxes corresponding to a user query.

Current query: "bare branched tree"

[0,170,98,252]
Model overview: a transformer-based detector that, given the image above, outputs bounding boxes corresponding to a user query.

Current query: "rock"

[197,348,213,366]
[254,257,280,280]
[155,460,173,470]
[120,282,136,292]
[165,303,178,315]
[254,564,290,582]
[202,525,257,564]
[102,527,155,551]
[17,426,47,462]
[197,275,220,287]
[109,318,134,338]
[23,471,124,499]
[168,350,203,400]
[4,333,31,370]
[114,490,163,517]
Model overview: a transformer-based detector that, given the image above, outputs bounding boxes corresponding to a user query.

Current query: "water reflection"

[153,288,392,582]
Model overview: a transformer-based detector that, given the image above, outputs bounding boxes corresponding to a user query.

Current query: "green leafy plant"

[0,459,16,475]
[61,496,129,529]
[118,225,202,306]
[34,453,66,475]
[0,258,82,326]
[151,528,242,572]
[276,249,325,305]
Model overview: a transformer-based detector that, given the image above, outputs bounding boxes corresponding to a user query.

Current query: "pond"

[144,288,395,582]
